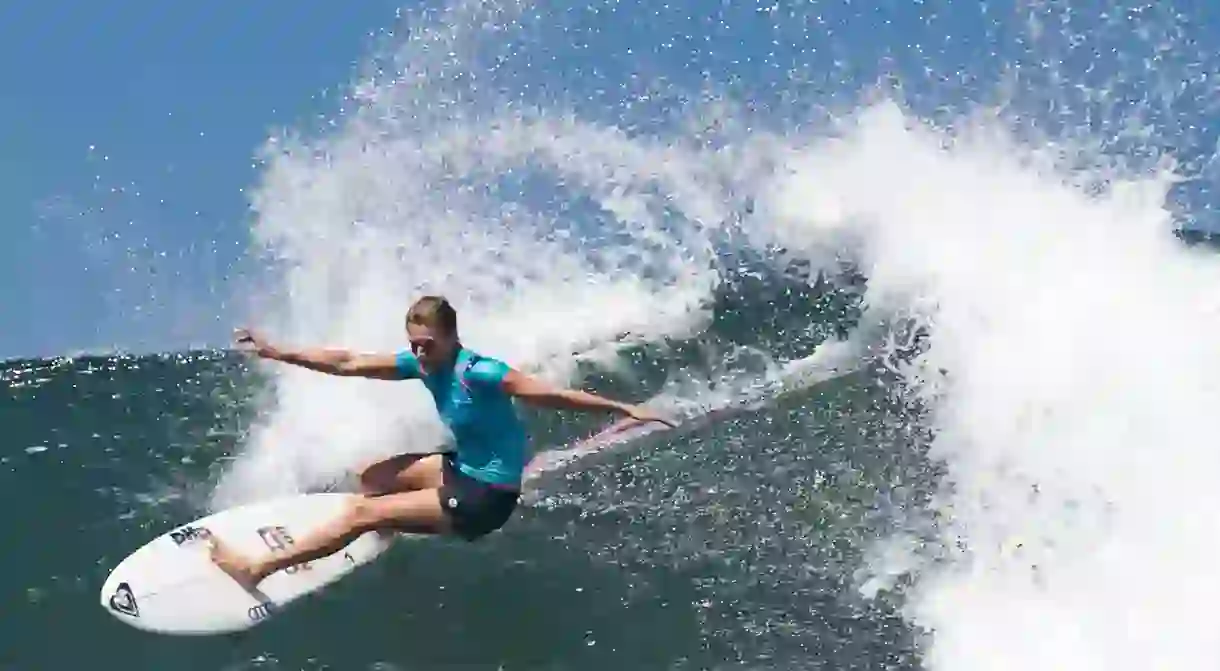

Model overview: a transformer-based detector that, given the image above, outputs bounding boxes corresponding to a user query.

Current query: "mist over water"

[762,101,1220,670]
[207,0,1220,668]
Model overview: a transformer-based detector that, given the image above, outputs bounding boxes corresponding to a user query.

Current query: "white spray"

[208,1,1220,667]
[761,101,1220,671]
[208,2,773,507]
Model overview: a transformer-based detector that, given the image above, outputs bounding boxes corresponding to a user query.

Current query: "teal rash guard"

[393,346,529,487]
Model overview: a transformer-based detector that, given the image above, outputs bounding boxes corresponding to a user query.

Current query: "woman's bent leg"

[209,488,450,591]
[358,452,446,495]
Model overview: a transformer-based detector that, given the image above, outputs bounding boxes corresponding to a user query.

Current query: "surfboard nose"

[98,493,394,636]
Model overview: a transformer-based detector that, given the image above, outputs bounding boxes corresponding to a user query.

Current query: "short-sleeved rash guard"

[394,346,528,486]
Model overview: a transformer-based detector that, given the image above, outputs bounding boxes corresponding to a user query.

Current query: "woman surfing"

[208,295,676,591]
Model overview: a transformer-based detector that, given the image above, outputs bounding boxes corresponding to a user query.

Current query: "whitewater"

[134,0,1220,668]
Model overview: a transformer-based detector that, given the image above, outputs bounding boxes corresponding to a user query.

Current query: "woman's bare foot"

[208,537,264,592]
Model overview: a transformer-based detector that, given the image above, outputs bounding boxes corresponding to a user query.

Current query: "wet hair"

[406,295,458,337]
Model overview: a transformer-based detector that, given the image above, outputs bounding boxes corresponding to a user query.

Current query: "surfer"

[207,295,676,591]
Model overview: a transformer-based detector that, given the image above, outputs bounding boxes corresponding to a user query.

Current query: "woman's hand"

[620,404,678,428]
[233,328,275,358]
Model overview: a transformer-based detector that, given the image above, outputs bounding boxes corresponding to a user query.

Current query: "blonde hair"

[406,295,458,336]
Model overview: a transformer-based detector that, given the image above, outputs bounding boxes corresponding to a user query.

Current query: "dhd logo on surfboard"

[169,525,211,546]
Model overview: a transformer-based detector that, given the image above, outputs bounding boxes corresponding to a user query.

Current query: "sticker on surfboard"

[99,493,391,636]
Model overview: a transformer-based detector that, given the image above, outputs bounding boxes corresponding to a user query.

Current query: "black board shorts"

[438,455,520,540]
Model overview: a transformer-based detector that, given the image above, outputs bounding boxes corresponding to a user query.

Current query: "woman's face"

[406,321,457,372]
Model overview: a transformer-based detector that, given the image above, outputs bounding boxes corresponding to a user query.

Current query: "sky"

[0,1,409,360]
[3,1,1219,361]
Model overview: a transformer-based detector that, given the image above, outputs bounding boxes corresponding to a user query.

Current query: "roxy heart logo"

[108,582,139,617]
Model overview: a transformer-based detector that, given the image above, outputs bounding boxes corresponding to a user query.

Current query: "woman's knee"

[357,466,388,495]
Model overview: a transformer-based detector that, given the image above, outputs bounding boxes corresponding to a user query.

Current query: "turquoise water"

[3,289,921,669]
[12,0,1220,669]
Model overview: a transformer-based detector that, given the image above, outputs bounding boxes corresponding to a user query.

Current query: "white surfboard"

[100,419,668,637]
[99,492,393,636]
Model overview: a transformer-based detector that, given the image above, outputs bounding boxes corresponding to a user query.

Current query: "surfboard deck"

[100,420,659,637]
[100,492,393,636]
